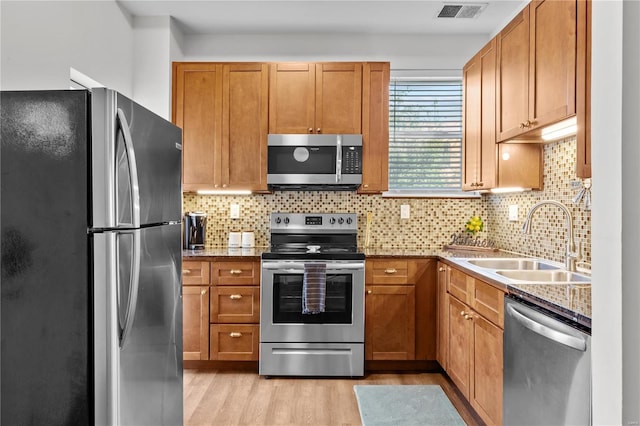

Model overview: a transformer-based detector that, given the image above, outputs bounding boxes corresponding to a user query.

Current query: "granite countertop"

[183,245,591,330]
[443,255,591,330]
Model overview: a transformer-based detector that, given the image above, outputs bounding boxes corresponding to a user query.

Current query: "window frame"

[383,75,479,199]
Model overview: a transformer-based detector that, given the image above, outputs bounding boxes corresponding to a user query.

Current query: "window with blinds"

[388,79,464,195]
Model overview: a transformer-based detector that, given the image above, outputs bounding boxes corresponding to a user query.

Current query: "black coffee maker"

[184,212,207,249]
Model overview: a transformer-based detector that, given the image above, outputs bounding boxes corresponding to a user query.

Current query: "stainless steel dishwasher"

[504,295,591,425]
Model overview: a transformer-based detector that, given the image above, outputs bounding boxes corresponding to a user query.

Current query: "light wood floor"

[184,369,484,425]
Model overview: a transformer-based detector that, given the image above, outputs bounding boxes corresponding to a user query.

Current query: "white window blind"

[388,79,463,194]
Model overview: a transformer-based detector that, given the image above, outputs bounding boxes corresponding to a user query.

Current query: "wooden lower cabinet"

[365,284,416,360]
[443,264,504,426]
[183,286,210,360]
[210,324,259,361]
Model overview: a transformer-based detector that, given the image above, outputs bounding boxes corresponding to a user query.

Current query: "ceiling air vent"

[437,3,488,19]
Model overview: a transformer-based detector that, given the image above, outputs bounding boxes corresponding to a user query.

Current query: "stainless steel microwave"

[267,134,362,191]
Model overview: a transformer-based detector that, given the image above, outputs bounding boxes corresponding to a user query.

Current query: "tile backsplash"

[183,136,591,265]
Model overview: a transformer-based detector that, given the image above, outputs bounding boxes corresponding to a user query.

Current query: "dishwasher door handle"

[507,304,587,352]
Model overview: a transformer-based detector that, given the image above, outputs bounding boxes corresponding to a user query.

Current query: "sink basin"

[467,258,560,271]
[495,269,590,283]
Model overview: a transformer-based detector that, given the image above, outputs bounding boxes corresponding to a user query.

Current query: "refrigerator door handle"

[119,229,142,349]
[116,108,141,229]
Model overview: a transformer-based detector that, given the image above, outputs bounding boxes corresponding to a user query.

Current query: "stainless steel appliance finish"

[1,89,183,425]
[267,134,362,191]
[504,296,591,425]
[184,211,207,249]
[260,213,365,377]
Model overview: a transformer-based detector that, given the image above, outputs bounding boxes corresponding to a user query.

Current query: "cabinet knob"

[229,294,243,300]
[464,314,472,320]
[363,184,369,188]
[214,184,219,188]
[308,128,313,133]
[460,310,466,316]
[229,332,242,338]
[384,268,397,274]
[439,267,445,272]
[367,290,372,294]
[477,182,483,187]
[201,289,207,295]
[317,128,321,133]
[230,269,242,275]
[223,184,228,188]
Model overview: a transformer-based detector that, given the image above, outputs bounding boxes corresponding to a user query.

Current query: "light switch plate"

[230,204,240,219]
[508,204,518,221]
[400,204,410,219]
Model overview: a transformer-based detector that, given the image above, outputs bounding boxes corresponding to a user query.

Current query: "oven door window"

[272,273,352,324]
[268,146,337,175]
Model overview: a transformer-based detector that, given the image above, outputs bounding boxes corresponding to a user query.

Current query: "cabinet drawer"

[367,260,410,284]
[182,261,211,285]
[211,286,260,323]
[212,261,259,285]
[472,279,505,327]
[209,324,259,361]
[448,267,472,304]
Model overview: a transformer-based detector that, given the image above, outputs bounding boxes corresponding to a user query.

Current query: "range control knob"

[275,217,281,224]
[283,217,290,224]
[329,217,336,225]
[346,217,353,225]
[338,217,344,224]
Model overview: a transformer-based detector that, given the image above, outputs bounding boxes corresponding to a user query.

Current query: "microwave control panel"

[342,146,362,174]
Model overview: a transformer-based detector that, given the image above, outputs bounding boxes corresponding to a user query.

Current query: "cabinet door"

[529,0,577,130]
[359,62,390,194]
[211,286,260,324]
[463,39,496,191]
[496,7,530,142]
[183,286,210,360]
[315,63,362,134]
[447,296,472,399]
[172,63,223,192]
[470,314,503,426]
[210,324,260,361]
[221,63,269,191]
[436,263,449,371]
[268,63,316,134]
[365,285,415,360]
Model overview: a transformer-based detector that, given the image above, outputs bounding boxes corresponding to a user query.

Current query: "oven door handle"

[262,262,364,271]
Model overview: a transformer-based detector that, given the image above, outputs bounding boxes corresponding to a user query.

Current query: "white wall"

[181,33,488,73]
[0,1,134,96]
[132,16,174,119]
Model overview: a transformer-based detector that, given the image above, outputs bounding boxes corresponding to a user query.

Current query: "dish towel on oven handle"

[302,262,326,314]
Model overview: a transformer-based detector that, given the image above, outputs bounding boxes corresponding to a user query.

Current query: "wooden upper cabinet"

[172,62,268,192]
[497,0,579,142]
[360,62,390,194]
[463,39,497,191]
[172,63,222,192]
[269,62,362,134]
[221,63,269,191]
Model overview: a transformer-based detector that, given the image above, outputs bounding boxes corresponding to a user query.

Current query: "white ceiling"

[117,0,527,36]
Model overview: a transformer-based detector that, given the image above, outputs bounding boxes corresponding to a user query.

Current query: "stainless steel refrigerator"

[1,88,183,425]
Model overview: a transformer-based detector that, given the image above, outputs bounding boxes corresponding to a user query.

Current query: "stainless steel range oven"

[259,213,365,377]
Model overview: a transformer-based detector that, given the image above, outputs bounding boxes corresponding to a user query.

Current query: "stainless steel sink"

[467,258,560,271]
[495,269,590,283]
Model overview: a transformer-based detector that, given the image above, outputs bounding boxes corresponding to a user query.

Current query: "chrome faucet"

[522,200,581,271]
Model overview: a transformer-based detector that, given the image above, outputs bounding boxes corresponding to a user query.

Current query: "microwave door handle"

[336,135,342,183]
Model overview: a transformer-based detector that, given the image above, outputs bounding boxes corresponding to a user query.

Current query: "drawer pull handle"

[229,294,243,300]
[230,269,242,275]
[229,332,242,338]
[384,268,397,274]
[183,269,191,274]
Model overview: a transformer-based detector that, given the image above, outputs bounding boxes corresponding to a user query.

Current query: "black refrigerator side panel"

[1,91,91,425]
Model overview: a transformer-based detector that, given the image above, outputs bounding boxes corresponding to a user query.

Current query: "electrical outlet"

[400,204,410,219]
[508,204,518,221]
[230,204,240,219]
